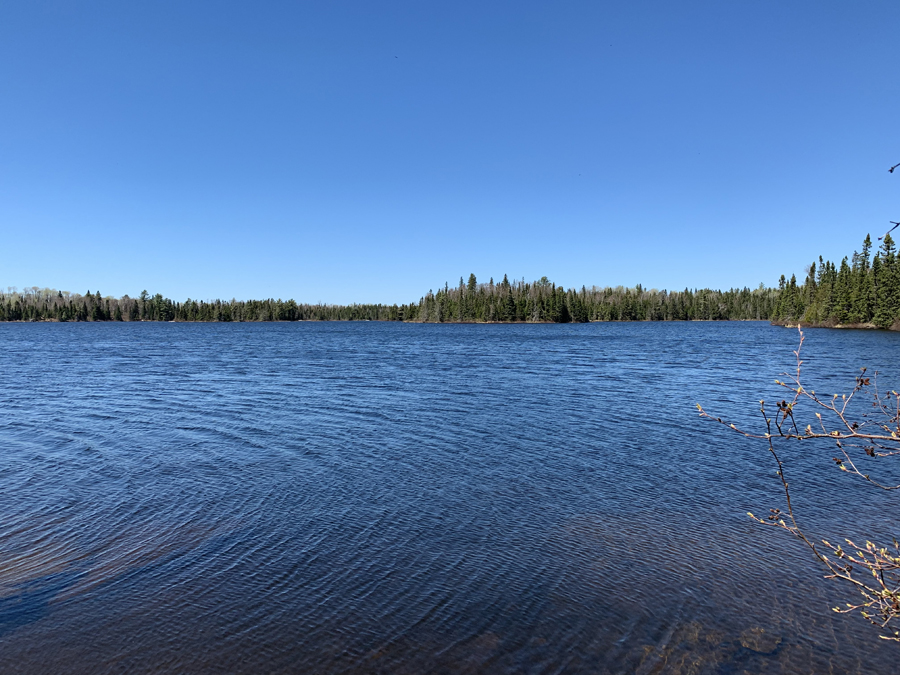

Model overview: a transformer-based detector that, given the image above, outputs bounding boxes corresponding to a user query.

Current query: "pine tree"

[803,261,818,322]
[874,234,899,328]
[834,258,852,324]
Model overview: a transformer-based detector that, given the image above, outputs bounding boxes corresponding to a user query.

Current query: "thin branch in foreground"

[698,326,900,640]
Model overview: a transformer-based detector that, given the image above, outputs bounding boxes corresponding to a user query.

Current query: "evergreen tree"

[834,258,852,324]
[874,234,899,328]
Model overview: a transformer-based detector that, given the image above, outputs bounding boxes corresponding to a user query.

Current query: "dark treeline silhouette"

[404,274,776,322]
[0,276,777,323]
[0,289,402,323]
[773,233,900,328]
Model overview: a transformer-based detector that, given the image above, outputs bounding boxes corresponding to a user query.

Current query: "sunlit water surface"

[2,321,899,674]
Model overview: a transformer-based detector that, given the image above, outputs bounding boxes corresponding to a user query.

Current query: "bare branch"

[699,326,900,640]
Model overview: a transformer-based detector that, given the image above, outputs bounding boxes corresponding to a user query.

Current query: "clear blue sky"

[2,1,898,303]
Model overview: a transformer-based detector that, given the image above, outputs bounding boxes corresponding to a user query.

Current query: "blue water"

[1,321,898,674]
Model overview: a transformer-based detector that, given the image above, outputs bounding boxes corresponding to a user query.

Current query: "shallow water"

[1,321,899,674]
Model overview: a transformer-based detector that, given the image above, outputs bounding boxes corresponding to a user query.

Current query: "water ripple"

[1,322,899,673]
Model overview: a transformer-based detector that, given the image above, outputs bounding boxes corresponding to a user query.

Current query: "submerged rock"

[739,627,781,654]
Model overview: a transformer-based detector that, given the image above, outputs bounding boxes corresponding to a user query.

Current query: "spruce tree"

[835,258,852,324]
[874,234,899,328]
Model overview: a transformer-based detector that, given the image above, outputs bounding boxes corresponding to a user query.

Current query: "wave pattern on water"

[1,321,899,674]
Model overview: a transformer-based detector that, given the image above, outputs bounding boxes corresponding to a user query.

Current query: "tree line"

[773,233,900,328]
[0,289,403,323]
[404,274,776,322]
[0,277,777,323]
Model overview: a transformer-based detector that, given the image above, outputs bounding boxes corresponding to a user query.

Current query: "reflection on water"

[1,321,898,673]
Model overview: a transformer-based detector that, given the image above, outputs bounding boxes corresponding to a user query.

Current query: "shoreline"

[770,320,900,332]
[3,318,773,325]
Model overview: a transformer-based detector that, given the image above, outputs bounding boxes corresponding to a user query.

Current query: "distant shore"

[4,317,774,325]
[771,319,900,331]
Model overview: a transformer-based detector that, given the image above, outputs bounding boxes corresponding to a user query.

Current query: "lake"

[1,321,898,674]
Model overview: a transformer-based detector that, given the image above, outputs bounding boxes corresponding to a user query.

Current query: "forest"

[0,280,776,323]
[0,235,897,326]
[405,275,775,322]
[772,233,900,328]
